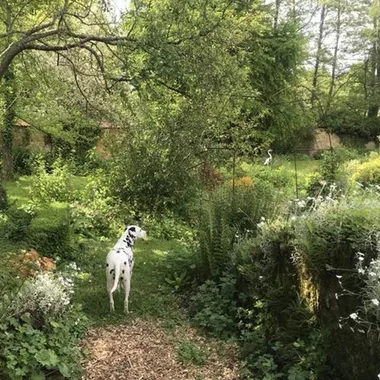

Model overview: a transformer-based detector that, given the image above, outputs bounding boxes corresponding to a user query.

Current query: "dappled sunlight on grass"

[4,176,32,204]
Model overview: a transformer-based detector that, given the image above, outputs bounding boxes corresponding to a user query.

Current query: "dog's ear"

[129,226,136,232]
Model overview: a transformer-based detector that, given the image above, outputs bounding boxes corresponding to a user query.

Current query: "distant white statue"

[264,149,273,165]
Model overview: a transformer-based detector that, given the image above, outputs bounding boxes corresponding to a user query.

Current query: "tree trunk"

[311,4,326,106]
[327,1,342,112]
[1,69,15,180]
[274,0,281,29]
[368,0,380,117]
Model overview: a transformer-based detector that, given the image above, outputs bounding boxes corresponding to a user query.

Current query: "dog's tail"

[110,262,121,294]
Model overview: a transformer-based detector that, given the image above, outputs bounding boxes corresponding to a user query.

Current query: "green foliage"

[177,340,206,366]
[190,274,237,337]
[196,180,280,281]
[108,137,198,218]
[293,199,380,279]
[0,305,88,380]
[12,147,32,176]
[29,156,74,205]
[50,116,102,168]
[321,110,380,140]
[0,207,33,242]
[28,203,72,259]
[0,183,8,211]
[143,214,194,242]
[350,153,380,186]
[306,148,356,195]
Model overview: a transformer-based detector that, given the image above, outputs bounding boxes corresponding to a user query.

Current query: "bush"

[28,203,73,259]
[350,153,380,186]
[11,272,73,328]
[0,183,8,211]
[0,256,88,380]
[306,148,355,196]
[0,207,33,242]
[108,137,198,218]
[29,155,74,204]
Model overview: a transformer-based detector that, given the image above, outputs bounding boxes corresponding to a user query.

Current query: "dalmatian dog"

[106,225,147,313]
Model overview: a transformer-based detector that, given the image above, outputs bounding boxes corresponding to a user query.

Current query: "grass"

[4,175,88,205]
[74,238,188,326]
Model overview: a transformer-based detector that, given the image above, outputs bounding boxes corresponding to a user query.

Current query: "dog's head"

[125,225,147,240]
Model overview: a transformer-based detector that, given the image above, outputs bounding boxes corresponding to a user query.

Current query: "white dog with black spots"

[106,225,147,313]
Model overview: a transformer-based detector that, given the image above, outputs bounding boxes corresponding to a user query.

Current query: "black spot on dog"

[106,263,109,267]
[124,262,127,265]
[122,270,125,274]
[113,276,115,280]
[129,226,136,232]
[120,276,124,280]
[110,269,114,274]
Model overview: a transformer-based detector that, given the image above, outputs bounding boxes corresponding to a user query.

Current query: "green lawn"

[4,175,88,205]
[74,238,188,326]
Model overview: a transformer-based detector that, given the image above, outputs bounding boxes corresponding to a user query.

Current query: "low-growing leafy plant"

[190,274,237,337]
[0,304,88,379]
[177,340,206,366]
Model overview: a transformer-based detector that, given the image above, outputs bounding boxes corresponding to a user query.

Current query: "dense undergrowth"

[1,149,380,379]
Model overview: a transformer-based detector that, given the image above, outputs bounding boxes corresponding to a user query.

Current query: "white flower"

[257,221,265,229]
[358,256,364,262]
[335,293,339,299]
[297,200,306,208]
[358,268,365,275]
[336,275,342,279]
[349,313,358,320]
[371,299,379,306]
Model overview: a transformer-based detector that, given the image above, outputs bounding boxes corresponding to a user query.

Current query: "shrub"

[28,203,73,259]
[0,261,88,379]
[350,153,380,186]
[143,214,194,242]
[306,148,354,196]
[0,183,8,211]
[0,207,33,242]
[11,272,73,328]
[29,155,73,204]
[108,137,198,218]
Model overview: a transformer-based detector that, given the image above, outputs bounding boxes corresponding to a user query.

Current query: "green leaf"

[31,371,46,380]
[35,349,59,367]
[58,362,70,377]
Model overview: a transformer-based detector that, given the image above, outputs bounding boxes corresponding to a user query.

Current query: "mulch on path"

[82,319,239,380]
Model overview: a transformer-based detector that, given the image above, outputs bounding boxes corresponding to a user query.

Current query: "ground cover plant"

[2,0,380,378]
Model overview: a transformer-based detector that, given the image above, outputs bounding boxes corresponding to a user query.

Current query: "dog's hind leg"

[107,276,115,312]
[123,273,131,314]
